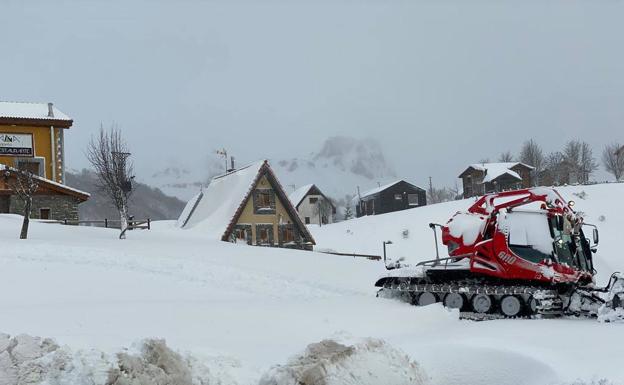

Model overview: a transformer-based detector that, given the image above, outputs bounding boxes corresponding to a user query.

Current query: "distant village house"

[355,180,426,218]
[459,162,533,198]
[178,160,315,250]
[0,101,89,220]
[289,184,336,226]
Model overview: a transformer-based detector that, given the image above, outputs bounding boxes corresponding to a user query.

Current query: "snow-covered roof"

[0,101,72,122]
[462,162,534,183]
[358,180,423,200]
[0,164,90,200]
[180,161,265,237]
[179,160,315,244]
[288,183,314,208]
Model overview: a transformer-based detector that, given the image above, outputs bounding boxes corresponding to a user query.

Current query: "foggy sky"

[1,0,623,187]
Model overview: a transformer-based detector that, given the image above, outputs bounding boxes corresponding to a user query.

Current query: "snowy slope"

[1,184,624,384]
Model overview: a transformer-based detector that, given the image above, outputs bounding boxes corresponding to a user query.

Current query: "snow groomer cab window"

[498,211,554,263]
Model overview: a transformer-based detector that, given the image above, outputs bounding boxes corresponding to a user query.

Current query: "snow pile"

[259,338,428,385]
[107,339,194,385]
[0,334,230,385]
[447,212,487,245]
[0,333,69,385]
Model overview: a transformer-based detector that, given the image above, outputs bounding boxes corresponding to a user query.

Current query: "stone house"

[288,184,336,226]
[0,101,89,219]
[0,164,90,220]
[178,160,315,250]
[459,162,534,198]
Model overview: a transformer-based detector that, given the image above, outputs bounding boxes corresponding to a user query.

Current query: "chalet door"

[40,208,51,220]
[0,196,9,213]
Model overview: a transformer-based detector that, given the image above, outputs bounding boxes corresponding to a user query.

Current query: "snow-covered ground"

[1,183,624,384]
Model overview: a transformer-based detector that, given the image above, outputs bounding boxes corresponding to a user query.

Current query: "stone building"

[0,101,89,219]
[288,184,336,226]
[459,162,534,198]
[178,160,315,250]
[1,165,89,220]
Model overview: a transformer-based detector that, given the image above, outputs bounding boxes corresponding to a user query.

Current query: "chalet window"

[15,157,44,177]
[305,217,310,224]
[233,224,252,244]
[408,194,419,206]
[394,194,402,201]
[258,192,271,207]
[309,197,318,204]
[253,189,275,214]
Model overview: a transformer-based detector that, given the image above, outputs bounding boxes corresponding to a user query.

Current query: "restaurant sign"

[0,133,34,157]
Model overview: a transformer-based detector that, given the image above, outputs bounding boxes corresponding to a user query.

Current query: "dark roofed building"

[355,180,426,218]
[459,162,534,198]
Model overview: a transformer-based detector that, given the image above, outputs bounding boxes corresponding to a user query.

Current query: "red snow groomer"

[375,188,624,320]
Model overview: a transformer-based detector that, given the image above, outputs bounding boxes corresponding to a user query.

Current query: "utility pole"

[428,176,434,204]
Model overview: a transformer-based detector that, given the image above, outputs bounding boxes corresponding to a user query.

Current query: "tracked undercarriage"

[375,274,620,320]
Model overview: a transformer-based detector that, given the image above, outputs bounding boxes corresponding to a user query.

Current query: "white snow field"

[1,183,623,384]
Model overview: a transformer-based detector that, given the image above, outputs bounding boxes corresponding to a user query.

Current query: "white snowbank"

[259,338,428,385]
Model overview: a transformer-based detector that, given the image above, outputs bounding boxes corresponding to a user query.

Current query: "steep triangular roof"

[179,160,315,245]
[288,184,336,210]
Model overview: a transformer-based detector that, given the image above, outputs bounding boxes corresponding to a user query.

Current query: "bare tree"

[87,126,134,239]
[563,140,597,184]
[6,167,40,239]
[602,142,624,181]
[498,151,514,162]
[579,141,598,183]
[519,139,544,185]
[312,197,334,226]
[543,151,567,186]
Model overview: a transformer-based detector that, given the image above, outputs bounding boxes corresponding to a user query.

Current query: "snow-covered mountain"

[141,136,399,216]
[273,136,397,213]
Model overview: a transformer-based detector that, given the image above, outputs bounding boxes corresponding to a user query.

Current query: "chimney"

[228,156,235,172]
[47,102,54,118]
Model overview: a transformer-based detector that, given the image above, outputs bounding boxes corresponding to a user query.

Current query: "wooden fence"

[56,218,151,230]
[318,250,381,261]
